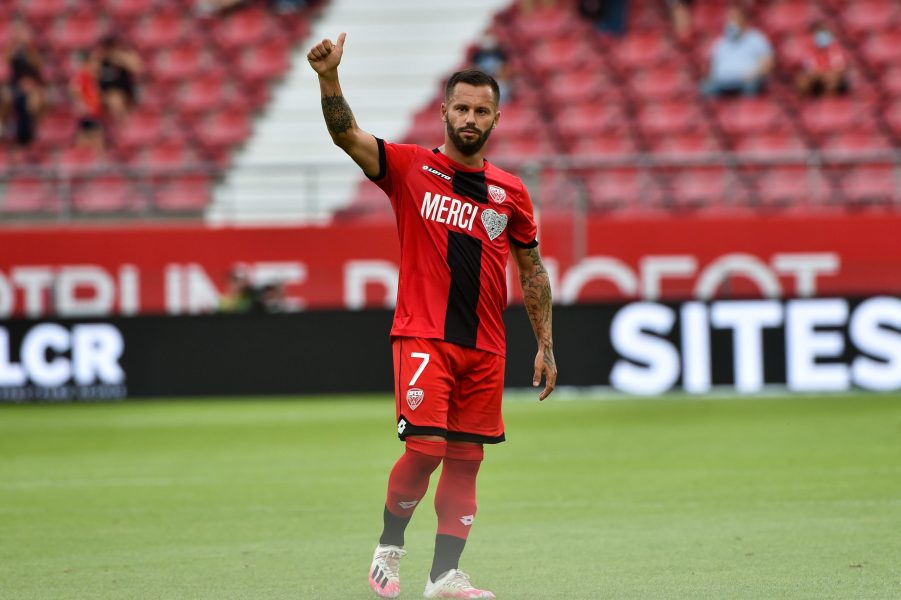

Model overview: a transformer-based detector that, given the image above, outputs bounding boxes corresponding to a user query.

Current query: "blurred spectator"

[218,267,256,313]
[271,0,307,14]
[1,22,45,150]
[96,34,142,121]
[700,6,772,97]
[667,0,693,42]
[70,50,104,151]
[580,0,629,37]
[794,21,848,98]
[195,0,247,15]
[472,33,511,104]
[254,283,287,313]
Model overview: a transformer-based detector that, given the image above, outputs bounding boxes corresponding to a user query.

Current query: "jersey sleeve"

[508,181,539,248]
[367,138,419,196]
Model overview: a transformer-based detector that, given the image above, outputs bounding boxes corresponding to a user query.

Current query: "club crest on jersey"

[422,164,452,181]
[488,184,507,204]
[481,208,508,241]
[406,388,424,410]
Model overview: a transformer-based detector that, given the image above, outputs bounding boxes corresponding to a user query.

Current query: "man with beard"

[309,33,556,599]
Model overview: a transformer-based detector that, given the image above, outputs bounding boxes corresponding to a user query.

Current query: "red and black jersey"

[369,139,538,356]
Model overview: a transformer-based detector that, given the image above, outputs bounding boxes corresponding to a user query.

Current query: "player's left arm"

[512,244,557,400]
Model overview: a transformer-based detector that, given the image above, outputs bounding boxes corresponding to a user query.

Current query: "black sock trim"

[430,534,467,583]
[379,505,412,547]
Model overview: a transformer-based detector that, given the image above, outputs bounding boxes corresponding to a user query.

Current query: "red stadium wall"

[1,214,900,318]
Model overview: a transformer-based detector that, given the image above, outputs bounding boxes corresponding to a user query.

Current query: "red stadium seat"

[493,102,541,138]
[610,32,671,70]
[568,133,638,157]
[860,31,901,68]
[638,101,705,136]
[547,68,620,104]
[131,9,190,51]
[886,101,901,136]
[760,1,819,37]
[1,177,58,214]
[528,37,598,75]
[195,109,251,157]
[799,98,876,138]
[843,0,900,37]
[837,165,898,206]
[715,98,787,136]
[753,165,827,208]
[101,0,157,23]
[238,38,291,83]
[58,145,106,176]
[585,168,661,211]
[488,134,557,160]
[114,108,174,154]
[212,6,274,53]
[72,176,144,213]
[734,132,807,155]
[664,167,737,210]
[154,175,213,212]
[820,131,893,156]
[881,66,901,98]
[514,5,577,43]
[557,102,628,139]
[137,139,199,171]
[35,108,77,151]
[650,131,722,156]
[151,42,208,83]
[52,9,105,51]
[629,64,694,100]
[692,4,727,34]
[20,0,67,23]
[179,73,228,116]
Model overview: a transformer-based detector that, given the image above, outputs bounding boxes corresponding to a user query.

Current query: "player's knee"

[406,436,447,459]
[445,442,484,462]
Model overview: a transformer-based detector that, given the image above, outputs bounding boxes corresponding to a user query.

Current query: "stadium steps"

[207,0,512,224]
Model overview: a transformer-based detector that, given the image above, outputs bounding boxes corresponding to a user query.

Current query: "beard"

[446,120,493,156]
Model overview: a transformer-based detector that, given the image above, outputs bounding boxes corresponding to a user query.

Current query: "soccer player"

[308,33,556,599]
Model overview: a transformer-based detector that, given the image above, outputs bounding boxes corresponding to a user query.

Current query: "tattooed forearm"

[321,94,355,137]
[519,247,553,349]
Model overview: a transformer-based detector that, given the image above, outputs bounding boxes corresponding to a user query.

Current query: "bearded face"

[443,83,498,157]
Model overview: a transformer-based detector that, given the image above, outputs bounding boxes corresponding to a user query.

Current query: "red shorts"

[392,337,506,444]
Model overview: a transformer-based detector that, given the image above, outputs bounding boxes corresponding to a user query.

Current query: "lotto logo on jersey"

[406,387,424,410]
[488,184,506,204]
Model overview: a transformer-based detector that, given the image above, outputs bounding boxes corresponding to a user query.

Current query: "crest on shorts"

[488,184,507,204]
[406,388,424,410]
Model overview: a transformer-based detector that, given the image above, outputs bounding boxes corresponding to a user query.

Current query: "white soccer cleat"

[369,544,406,598]
[423,569,496,599]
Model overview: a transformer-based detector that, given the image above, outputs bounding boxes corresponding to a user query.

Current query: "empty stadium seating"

[1,0,320,216]
[348,0,899,219]
[1,0,900,220]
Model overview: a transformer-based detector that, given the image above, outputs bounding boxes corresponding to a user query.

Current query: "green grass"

[1,393,900,599]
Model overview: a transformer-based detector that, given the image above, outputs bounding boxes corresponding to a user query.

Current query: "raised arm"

[512,244,557,400]
[307,32,380,178]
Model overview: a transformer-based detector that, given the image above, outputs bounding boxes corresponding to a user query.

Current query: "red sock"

[434,443,483,540]
[385,437,446,519]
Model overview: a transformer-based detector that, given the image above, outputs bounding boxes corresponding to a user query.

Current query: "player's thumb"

[337,32,347,49]
[532,366,541,387]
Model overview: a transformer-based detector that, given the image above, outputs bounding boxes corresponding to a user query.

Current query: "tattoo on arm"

[321,94,354,136]
[519,247,553,349]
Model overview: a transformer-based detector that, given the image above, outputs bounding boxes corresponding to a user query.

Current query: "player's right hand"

[307,32,346,76]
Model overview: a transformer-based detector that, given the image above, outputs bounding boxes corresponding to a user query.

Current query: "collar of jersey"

[432,147,489,173]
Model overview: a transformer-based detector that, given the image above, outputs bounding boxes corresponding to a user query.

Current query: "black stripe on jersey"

[444,230,483,348]
[366,137,388,182]
[510,236,539,249]
[451,169,489,204]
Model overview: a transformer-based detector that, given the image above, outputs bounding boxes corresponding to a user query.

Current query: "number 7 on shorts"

[409,352,430,386]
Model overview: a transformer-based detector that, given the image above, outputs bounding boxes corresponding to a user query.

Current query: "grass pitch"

[1,393,899,599]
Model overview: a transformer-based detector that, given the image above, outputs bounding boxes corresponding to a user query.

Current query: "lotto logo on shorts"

[406,388,424,410]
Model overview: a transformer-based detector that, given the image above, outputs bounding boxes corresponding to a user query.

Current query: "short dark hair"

[445,69,500,107]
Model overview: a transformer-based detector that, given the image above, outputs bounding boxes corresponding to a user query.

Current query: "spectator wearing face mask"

[795,21,848,97]
[700,5,773,97]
